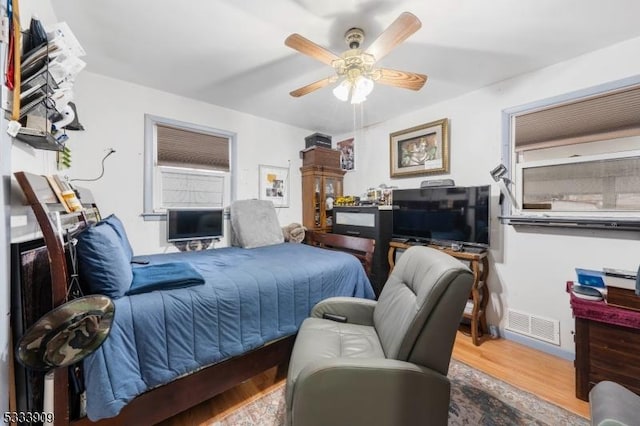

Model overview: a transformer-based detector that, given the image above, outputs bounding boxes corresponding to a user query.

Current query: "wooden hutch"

[300,147,345,233]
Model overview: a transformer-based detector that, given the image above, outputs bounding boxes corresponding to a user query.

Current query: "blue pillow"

[127,262,205,295]
[101,214,134,260]
[76,223,133,298]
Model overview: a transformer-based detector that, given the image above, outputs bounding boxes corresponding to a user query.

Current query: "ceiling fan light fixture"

[286,12,426,100]
[333,76,374,104]
[352,76,374,104]
[332,79,351,102]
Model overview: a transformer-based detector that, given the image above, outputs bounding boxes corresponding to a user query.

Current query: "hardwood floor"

[452,333,589,419]
[160,332,590,425]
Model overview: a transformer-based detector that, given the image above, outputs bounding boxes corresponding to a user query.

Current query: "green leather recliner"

[285,245,474,426]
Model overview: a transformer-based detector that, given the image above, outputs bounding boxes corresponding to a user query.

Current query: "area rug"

[211,359,588,425]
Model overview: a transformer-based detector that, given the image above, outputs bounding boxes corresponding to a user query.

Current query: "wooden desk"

[388,241,489,345]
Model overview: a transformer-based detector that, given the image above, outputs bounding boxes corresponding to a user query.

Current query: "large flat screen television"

[166,208,224,242]
[392,185,490,248]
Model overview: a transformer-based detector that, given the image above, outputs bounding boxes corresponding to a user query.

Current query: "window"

[501,76,640,223]
[143,115,235,218]
[517,151,640,212]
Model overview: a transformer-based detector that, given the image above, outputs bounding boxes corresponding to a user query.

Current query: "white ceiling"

[50,0,640,135]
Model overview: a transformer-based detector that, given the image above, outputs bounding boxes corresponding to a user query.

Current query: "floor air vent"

[506,309,560,345]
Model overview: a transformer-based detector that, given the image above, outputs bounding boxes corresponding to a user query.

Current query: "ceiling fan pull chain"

[352,103,356,135]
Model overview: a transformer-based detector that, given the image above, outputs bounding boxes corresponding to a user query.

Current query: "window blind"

[160,168,225,208]
[157,124,229,171]
[515,84,640,151]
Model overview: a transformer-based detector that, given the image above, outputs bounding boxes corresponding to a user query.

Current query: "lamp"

[332,75,375,104]
[490,163,520,209]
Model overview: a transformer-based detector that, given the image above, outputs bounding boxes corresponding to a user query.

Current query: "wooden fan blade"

[285,34,341,66]
[376,68,427,91]
[366,12,422,62]
[290,76,335,97]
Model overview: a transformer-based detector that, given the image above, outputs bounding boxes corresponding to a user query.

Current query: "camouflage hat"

[17,295,115,371]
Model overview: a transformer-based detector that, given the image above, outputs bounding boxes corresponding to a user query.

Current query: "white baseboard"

[502,329,574,361]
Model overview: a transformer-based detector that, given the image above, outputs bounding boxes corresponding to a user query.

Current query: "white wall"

[53,71,310,254]
[339,36,640,355]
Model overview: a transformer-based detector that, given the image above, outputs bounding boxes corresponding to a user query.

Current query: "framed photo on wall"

[259,164,289,208]
[336,137,355,171]
[389,118,449,178]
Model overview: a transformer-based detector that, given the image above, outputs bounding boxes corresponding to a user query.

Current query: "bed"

[84,243,373,420]
[14,172,375,425]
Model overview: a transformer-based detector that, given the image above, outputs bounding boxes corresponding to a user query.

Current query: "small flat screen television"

[392,185,490,248]
[166,208,224,242]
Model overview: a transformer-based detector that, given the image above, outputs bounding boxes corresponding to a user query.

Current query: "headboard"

[13,171,100,424]
[14,172,100,305]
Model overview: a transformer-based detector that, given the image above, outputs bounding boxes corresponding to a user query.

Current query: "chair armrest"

[310,297,377,326]
[590,381,640,426]
[291,358,450,426]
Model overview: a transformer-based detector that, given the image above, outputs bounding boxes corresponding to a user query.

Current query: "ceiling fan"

[285,12,427,104]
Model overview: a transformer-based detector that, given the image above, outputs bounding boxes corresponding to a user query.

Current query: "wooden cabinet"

[301,165,345,232]
[332,206,392,296]
[388,241,490,345]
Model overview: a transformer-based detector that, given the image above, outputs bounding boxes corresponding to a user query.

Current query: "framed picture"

[389,118,449,178]
[336,137,355,171]
[259,164,289,208]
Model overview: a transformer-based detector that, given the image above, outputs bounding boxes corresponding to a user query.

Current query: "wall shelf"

[14,127,64,151]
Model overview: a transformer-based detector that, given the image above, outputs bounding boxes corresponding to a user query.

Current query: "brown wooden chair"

[304,230,375,278]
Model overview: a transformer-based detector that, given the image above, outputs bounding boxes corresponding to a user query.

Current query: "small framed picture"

[390,118,450,178]
[336,137,355,171]
[259,164,289,208]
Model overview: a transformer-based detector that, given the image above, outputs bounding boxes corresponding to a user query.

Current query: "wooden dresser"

[569,283,640,400]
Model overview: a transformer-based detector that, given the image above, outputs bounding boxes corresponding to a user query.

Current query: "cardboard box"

[301,146,341,168]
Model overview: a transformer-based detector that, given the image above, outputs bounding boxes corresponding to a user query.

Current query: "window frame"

[500,74,640,222]
[143,114,236,221]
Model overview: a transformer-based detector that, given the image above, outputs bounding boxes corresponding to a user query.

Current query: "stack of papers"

[603,268,637,291]
[15,21,86,126]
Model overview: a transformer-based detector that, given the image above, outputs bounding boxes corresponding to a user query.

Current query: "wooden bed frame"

[14,171,375,426]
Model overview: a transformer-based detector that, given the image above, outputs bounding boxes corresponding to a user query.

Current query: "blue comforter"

[84,243,374,420]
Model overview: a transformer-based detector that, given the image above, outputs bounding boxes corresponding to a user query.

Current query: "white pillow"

[230,200,284,248]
